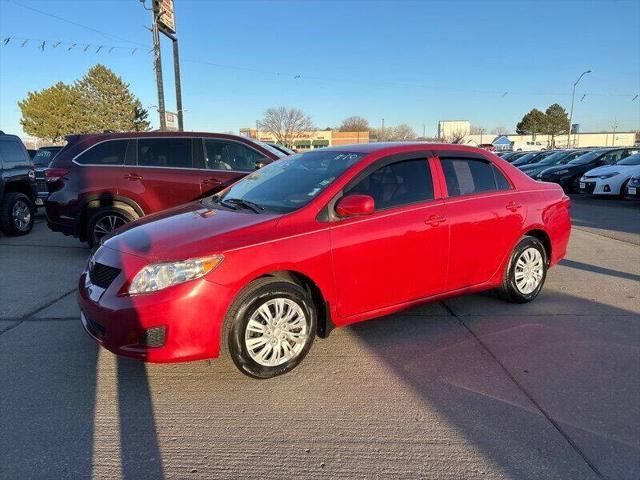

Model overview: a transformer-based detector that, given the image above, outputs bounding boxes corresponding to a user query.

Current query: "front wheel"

[222,278,317,378]
[0,192,35,236]
[86,207,136,247]
[498,236,548,303]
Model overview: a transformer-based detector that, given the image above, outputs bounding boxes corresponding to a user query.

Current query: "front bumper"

[579,178,621,196]
[624,183,640,199]
[78,245,234,363]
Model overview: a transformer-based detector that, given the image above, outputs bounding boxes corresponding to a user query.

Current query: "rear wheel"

[221,277,317,378]
[498,236,547,303]
[86,207,136,247]
[0,192,35,236]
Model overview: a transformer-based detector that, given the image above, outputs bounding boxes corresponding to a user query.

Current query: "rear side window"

[204,140,265,171]
[441,158,509,197]
[0,140,28,163]
[76,140,128,165]
[345,158,434,211]
[138,138,193,168]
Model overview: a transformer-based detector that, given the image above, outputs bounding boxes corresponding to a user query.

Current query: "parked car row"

[500,147,640,197]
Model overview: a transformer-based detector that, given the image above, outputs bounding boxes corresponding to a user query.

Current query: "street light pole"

[568,69,591,148]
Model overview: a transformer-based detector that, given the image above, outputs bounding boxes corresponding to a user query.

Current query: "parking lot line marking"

[440,300,606,480]
[0,288,77,337]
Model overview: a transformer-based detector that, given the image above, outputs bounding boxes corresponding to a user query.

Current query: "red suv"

[78,143,571,378]
[45,132,284,245]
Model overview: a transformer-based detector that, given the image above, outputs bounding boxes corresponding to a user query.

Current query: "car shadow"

[560,258,640,282]
[347,291,640,480]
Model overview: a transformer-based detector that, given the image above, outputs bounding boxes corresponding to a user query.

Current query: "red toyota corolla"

[78,143,571,378]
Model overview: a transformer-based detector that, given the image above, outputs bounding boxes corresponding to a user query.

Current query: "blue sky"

[1,0,639,137]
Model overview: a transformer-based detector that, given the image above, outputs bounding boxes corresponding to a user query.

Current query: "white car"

[579,153,640,196]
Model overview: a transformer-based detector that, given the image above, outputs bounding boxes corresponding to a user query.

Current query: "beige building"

[240,128,369,150]
[437,120,471,140]
[462,131,637,150]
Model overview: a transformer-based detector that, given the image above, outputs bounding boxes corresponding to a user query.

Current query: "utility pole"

[568,69,591,148]
[171,35,184,131]
[381,118,385,142]
[151,7,166,130]
[422,124,426,138]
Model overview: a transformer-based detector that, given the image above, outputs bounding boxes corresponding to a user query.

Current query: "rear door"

[438,153,525,291]
[329,155,448,318]
[198,139,268,195]
[72,139,129,202]
[123,137,203,213]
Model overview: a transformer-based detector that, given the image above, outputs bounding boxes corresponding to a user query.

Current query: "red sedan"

[78,143,571,378]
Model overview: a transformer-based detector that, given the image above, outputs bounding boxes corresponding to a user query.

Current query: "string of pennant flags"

[0,35,152,55]
[1,33,638,101]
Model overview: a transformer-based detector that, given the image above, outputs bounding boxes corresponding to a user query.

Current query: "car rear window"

[0,140,28,163]
[76,140,128,165]
[441,158,509,197]
[138,138,193,168]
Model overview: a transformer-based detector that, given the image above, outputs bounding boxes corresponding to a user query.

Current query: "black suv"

[32,146,63,206]
[0,132,37,235]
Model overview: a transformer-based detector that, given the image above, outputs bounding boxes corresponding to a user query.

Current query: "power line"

[0,35,149,55]
[6,0,149,48]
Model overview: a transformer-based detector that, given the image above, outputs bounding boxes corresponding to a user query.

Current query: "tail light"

[45,168,70,182]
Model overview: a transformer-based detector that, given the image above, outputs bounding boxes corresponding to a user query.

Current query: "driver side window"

[344,158,434,211]
[204,140,265,172]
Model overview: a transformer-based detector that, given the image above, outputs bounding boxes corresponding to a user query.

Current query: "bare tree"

[390,124,417,141]
[339,116,369,132]
[492,126,509,136]
[469,125,486,135]
[444,129,467,144]
[257,107,314,147]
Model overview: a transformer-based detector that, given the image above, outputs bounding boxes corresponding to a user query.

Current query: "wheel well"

[79,198,141,240]
[525,229,551,262]
[260,270,334,338]
[4,181,34,200]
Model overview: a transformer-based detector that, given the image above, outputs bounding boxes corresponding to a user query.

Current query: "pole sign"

[165,111,178,131]
[153,0,176,34]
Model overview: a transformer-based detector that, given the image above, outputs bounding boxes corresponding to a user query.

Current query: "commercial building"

[462,131,637,151]
[437,120,470,140]
[239,128,369,150]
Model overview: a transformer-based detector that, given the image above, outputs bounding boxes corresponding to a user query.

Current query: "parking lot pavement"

[1,205,639,479]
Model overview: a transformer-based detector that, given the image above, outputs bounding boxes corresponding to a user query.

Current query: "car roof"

[314,142,497,155]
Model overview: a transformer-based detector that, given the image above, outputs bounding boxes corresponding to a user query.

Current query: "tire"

[619,179,630,199]
[498,236,548,304]
[569,175,582,194]
[86,206,137,247]
[0,192,35,236]
[221,277,317,379]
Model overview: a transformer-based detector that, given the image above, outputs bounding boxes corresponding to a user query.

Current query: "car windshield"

[568,149,608,165]
[617,154,640,166]
[248,139,287,159]
[512,151,544,166]
[213,150,366,213]
[32,148,61,167]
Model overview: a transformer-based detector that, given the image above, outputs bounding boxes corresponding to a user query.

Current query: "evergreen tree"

[18,65,150,142]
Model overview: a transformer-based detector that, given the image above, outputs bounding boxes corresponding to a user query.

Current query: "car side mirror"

[335,194,374,217]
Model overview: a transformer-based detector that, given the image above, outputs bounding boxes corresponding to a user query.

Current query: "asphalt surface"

[0,195,638,480]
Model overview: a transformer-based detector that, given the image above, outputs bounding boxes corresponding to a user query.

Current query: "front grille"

[89,262,121,289]
[581,182,596,193]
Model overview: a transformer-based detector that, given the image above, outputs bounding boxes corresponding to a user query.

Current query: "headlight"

[599,172,619,179]
[128,255,223,294]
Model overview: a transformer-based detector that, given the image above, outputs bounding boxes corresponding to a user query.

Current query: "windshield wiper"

[221,198,264,213]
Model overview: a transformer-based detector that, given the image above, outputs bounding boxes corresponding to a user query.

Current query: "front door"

[329,156,449,318]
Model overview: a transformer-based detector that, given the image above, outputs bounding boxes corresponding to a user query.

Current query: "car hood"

[540,164,583,175]
[102,201,281,261]
[583,164,640,177]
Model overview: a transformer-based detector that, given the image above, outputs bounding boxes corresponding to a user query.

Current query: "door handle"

[202,178,222,186]
[124,173,143,181]
[426,214,446,227]
[506,201,522,212]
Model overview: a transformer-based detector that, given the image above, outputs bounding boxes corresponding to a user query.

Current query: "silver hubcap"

[12,200,31,231]
[244,298,309,367]
[93,215,126,242]
[514,247,544,294]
